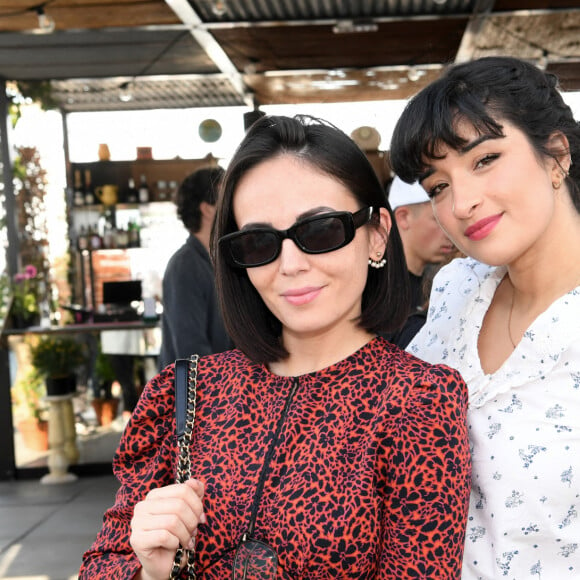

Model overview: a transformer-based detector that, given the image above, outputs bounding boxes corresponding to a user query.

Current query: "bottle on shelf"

[77,225,89,251]
[89,225,102,250]
[73,169,85,206]
[128,219,141,248]
[116,225,129,249]
[126,177,138,204]
[84,169,95,205]
[102,222,117,249]
[138,174,150,203]
[168,180,179,202]
[156,180,168,201]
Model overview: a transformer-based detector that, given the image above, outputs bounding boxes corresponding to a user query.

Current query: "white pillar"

[40,394,78,484]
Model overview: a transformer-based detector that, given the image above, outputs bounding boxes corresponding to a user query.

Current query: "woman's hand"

[130,478,206,580]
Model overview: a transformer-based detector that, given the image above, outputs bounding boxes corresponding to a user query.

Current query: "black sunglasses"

[219,206,373,268]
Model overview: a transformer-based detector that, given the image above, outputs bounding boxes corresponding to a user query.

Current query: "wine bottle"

[84,169,95,205]
[77,225,89,251]
[73,169,85,206]
[126,177,138,204]
[128,219,141,248]
[138,174,150,203]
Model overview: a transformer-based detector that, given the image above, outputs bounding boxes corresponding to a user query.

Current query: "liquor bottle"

[77,225,88,251]
[168,180,179,202]
[156,180,168,201]
[84,169,95,205]
[128,219,141,248]
[126,177,138,204]
[73,169,85,206]
[138,174,150,203]
[89,225,103,250]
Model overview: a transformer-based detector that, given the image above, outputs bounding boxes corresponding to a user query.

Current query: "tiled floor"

[0,473,119,580]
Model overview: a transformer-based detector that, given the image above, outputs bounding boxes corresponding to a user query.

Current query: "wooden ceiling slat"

[214,19,468,72]
[0,0,577,111]
[0,1,179,32]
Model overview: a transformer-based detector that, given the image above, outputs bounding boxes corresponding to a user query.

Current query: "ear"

[546,131,572,176]
[199,200,216,220]
[393,206,412,230]
[369,207,391,259]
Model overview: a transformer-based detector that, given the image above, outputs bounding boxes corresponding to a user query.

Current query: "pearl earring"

[368,252,386,269]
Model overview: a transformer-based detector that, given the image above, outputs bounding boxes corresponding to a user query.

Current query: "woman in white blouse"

[389,56,580,578]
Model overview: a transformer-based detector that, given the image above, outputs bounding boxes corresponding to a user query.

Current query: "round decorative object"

[350,126,381,151]
[198,119,222,143]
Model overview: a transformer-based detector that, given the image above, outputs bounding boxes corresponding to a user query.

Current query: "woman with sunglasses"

[390,57,580,578]
[80,115,470,579]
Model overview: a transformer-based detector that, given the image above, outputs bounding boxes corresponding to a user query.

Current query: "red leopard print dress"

[79,337,470,579]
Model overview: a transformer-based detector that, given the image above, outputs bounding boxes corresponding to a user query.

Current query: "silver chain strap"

[170,354,199,580]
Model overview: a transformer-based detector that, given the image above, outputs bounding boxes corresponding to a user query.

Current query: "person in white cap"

[384,175,456,347]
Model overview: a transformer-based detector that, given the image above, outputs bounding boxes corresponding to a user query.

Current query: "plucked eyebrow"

[240,206,335,230]
[418,133,504,184]
[459,133,502,154]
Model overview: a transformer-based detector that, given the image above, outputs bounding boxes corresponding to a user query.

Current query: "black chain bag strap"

[170,354,199,580]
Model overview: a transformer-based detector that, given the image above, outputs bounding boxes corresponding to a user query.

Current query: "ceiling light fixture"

[34,5,55,34]
[407,67,426,82]
[211,0,228,17]
[332,20,378,34]
[119,81,134,103]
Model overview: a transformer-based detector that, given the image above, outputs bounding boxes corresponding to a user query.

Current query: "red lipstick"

[464,214,502,241]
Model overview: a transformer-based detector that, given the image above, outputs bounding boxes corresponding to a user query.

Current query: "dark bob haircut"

[390,56,580,212]
[211,114,410,364]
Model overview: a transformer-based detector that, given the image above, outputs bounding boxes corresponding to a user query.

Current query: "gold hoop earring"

[553,180,562,189]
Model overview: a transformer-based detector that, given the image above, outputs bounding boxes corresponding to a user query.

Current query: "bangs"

[390,80,505,183]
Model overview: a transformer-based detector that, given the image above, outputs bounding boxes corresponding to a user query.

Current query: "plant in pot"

[10,264,40,329]
[12,369,49,451]
[92,348,120,426]
[29,335,87,396]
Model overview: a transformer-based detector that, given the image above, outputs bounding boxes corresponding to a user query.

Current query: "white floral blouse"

[408,257,580,579]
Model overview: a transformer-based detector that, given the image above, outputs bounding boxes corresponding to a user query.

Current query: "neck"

[192,228,211,252]
[404,249,425,277]
[508,195,580,304]
[269,327,374,377]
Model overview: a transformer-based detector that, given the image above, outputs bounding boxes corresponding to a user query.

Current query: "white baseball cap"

[388,175,430,210]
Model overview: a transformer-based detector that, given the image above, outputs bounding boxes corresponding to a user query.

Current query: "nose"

[278,238,309,275]
[451,175,482,219]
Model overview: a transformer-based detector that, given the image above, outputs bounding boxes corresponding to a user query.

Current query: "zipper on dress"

[245,376,300,537]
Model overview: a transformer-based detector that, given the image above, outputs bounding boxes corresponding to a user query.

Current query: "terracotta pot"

[46,375,77,396]
[17,418,49,452]
[92,398,119,426]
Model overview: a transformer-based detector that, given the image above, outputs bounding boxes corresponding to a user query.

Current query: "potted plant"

[10,264,40,328]
[92,348,120,426]
[12,369,49,451]
[29,335,87,396]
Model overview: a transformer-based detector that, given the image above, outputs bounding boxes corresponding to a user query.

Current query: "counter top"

[2,318,159,337]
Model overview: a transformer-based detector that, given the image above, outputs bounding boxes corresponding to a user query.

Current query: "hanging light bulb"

[119,81,134,103]
[211,0,228,17]
[35,6,55,34]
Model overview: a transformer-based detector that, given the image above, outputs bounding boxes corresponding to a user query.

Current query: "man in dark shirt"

[384,175,456,348]
[158,167,232,370]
